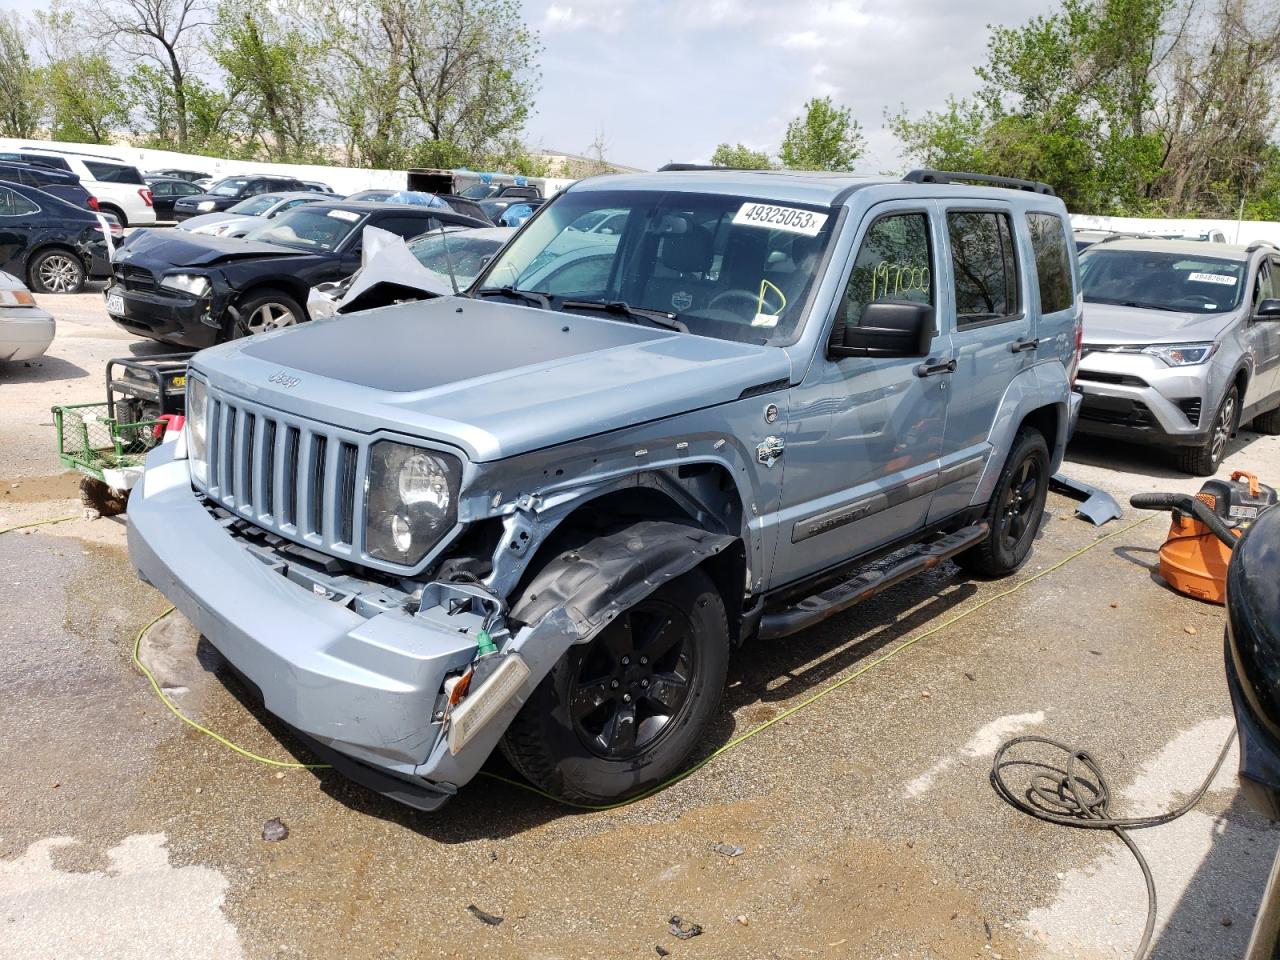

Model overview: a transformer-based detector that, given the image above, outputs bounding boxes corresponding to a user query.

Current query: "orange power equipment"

[1130,471,1277,605]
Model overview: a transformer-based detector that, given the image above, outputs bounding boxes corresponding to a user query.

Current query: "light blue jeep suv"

[128,168,1084,809]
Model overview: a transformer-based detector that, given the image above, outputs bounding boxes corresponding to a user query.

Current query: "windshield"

[408,231,507,287]
[475,189,837,345]
[1079,249,1246,313]
[228,194,284,217]
[461,183,500,199]
[208,178,254,198]
[244,206,362,252]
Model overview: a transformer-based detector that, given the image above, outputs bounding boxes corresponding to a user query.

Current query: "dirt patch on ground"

[0,472,81,504]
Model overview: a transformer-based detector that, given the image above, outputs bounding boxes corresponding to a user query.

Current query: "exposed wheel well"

[1018,404,1061,458]
[1232,367,1250,406]
[98,203,126,226]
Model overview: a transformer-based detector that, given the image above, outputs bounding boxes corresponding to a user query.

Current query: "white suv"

[12,147,156,227]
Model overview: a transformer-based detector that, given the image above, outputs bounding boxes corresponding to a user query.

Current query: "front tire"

[955,428,1050,579]
[229,289,305,341]
[28,249,86,293]
[501,567,729,804]
[1179,386,1237,476]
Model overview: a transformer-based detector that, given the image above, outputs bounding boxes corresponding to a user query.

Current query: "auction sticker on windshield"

[327,209,360,222]
[733,202,828,237]
[1187,272,1237,285]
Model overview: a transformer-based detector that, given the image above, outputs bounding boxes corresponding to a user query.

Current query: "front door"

[1247,257,1280,404]
[927,204,1037,522]
[770,203,950,587]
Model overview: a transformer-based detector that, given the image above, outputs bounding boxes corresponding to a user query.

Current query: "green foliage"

[779,96,865,172]
[711,142,774,169]
[0,14,44,137]
[35,3,131,144]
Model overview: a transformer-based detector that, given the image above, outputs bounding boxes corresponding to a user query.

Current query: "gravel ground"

[2,289,1279,960]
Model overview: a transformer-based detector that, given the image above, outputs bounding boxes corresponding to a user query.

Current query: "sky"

[522,0,1060,171]
[0,0,1061,172]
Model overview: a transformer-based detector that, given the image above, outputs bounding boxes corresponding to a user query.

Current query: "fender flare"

[970,364,1068,507]
[509,519,737,641]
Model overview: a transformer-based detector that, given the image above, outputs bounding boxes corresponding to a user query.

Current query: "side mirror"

[829,300,935,359]
[1257,298,1280,320]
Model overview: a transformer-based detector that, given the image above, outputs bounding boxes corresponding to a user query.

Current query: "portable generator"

[1130,471,1277,604]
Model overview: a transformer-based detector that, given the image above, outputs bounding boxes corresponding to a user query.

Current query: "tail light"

[139,188,154,207]
[88,196,99,211]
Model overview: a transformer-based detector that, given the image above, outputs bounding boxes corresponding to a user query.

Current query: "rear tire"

[1179,386,1237,476]
[1250,405,1280,436]
[28,249,86,293]
[954,428,1050,579]
[500,567,729,804]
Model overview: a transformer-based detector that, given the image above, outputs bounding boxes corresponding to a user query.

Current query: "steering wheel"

[706,289,762,318]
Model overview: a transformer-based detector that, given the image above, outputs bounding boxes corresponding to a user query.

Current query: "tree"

[889,0,1280,217]
[711,142,774,169]
[210,0,325,162]
[0,13,44,137]
[35,2,131,143]
[93,0,210,148]
[779,96,865,171]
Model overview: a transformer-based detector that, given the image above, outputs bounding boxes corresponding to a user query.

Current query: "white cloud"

[541,0,634,33]
[775,30,826,49]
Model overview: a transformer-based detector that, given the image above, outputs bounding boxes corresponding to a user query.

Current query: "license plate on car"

[105,291,125,315]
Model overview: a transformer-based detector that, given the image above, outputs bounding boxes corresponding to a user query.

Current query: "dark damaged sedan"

[106,200,486,347]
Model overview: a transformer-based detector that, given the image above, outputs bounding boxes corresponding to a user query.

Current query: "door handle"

[915,358,957,378]
[1011,337,1040,353]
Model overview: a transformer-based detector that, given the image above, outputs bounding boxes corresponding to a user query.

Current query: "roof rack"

[902,169,1055,196]
[658,163,733,172]
[1246,240,1279,253]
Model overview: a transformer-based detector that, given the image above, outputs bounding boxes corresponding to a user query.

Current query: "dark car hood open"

[194,296,790,462]
[118,228,314,267]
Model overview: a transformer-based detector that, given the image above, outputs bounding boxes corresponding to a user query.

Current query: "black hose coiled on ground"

[1129,492,1239,548]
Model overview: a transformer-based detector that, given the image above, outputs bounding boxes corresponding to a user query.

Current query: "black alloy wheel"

[570,599,698,761]
[998,456,1043,554]
[955,427,1050,578]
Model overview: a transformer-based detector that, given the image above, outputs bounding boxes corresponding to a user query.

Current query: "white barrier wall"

[1070,213,1280,247]
[0,138,575,197]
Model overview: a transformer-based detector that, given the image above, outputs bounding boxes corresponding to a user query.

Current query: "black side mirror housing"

[829,300,935,359]
[1257,298,1280,320]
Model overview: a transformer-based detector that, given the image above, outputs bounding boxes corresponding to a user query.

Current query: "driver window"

[1253,262,1274,315]
[840,212,933,334]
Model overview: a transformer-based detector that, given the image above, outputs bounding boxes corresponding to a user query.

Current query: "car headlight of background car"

[196,200,216,212]
[160,273,211,297]
[186,376,209,485]
[1142,342,1217,366]
[365,441,461,565]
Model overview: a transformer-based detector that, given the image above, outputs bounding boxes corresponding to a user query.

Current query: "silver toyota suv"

[1075,238,1280,474]
[128,168,1083,810]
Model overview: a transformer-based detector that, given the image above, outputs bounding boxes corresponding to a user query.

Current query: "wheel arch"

[969,364,1069,509]
[232,279,312,317]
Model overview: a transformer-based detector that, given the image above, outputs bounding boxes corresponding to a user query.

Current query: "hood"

[177,211,238,231]
[193,296,789,462]
[117,227,315,268]
[1082,301,1236,345]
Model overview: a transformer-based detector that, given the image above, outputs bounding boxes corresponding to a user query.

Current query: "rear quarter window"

[83,161,145,185]
[1026,212,1074,314]
[0,187,40,217]
[21,154,71,172]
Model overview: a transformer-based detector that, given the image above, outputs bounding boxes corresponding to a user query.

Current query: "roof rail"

[1246,240,1279,253]
[18,144,129,164]
[903,169,1055,196]
[657,163,733,172]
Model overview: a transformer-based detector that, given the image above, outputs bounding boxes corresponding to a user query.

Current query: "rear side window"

[840,212,933,331]
[376,215,438,240]
[948,211,1020,327]
[21,153,71,172]
[84,161,145,185]
[0,187,39,216]
[1026,212,1073,314]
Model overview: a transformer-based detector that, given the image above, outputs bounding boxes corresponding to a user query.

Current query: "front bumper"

[106,283,222,349]
[1073,353,1214,447]
[127,441,492,806]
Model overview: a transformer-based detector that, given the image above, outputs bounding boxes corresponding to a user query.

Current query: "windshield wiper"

[560,299,687,332]
[1119,300,1183,312]
[474,286,552,310]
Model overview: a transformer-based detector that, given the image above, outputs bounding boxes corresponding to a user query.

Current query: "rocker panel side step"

[757,523,989,641]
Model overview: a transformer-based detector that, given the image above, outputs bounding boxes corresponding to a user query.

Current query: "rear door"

[770,202,950,586]
[927,203,1036,522]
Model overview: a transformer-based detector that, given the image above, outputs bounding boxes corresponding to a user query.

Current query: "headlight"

[197,200,216,212]
[186,377,209,484]
[160,273,211,297]
[365,441,461,565]
[1142,342,1217,366]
